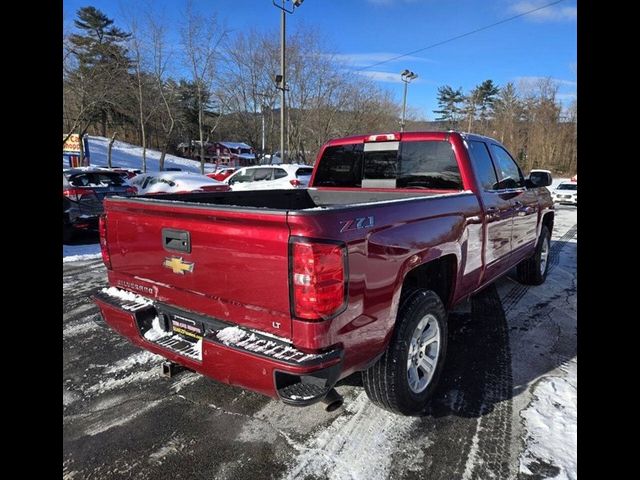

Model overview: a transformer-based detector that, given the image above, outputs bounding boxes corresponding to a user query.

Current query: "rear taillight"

[289,179,301,187]
[99,214,112,269]
[290,238,347,320]
[63,188,97,202]
[125,186,137,195]
[199,185,230,192]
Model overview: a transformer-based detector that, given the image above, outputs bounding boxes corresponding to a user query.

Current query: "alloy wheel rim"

[540,236,550,275]
[406,313,440,394]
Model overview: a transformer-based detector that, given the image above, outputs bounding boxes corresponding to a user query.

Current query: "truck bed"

[121,188,459,212]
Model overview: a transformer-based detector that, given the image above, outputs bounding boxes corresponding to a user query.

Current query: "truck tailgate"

[104,198,293,338]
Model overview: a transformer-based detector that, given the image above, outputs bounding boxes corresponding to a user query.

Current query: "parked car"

[129,171,230,195]
[94,131,554,415]
[97,166,142,180]
[206,167,236,182]
[224,164,314,191]
[63,168,136,242]
[552,181,577,205]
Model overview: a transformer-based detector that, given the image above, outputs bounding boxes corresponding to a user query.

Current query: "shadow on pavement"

[338,239,576,422]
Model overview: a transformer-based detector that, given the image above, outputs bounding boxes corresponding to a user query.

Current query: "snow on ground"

[519,361,577,480]
[62,136,212,173]
[63,243,101,262]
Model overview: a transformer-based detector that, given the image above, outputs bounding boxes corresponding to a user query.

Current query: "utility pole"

[272,0,304,164]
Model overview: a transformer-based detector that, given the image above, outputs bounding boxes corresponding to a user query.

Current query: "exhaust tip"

[322,388,344,412]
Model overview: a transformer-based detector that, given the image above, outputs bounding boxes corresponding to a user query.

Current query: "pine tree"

[433,86,464,129]
[476,79,500,125]
[68,6,131,137]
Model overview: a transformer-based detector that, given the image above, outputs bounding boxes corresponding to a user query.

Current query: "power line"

[357,0,569,71]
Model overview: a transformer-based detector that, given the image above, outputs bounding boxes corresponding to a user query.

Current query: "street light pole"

[273,0,303,164]
[400,69,418,133]
[280,1,286,163]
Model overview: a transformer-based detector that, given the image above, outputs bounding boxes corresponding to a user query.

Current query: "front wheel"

[362,289,448,416]
[516,225,551,285]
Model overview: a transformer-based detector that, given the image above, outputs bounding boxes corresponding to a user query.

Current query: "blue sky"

[63,0,576,120]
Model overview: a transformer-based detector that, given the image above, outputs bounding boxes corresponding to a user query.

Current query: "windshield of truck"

[313,140,462,190]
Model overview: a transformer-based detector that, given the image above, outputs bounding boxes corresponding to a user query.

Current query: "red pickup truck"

[93,131,553,416]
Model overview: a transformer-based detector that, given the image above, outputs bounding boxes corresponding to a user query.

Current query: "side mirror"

[527,170,552,188]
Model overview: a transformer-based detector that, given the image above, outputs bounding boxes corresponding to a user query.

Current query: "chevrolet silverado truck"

[93,131,553,416]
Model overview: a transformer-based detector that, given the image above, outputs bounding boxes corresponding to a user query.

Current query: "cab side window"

[489,144,525,189]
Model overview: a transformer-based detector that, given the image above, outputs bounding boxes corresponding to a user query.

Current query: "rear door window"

[251,168,274,181]
[273,168,288,179]
[295,167,314,177]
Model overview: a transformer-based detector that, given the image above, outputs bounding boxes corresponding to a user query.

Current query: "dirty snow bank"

[63,243,102,262]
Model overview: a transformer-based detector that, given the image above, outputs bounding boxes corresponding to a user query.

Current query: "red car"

[94,131,553,415]
[206,167,236,182]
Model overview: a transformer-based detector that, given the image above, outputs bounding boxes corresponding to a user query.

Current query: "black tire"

[516,225,550,285]
[63,221,74,244]
[362,289,448,416]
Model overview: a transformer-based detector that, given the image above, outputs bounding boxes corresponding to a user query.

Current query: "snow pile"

[62,136,209,173]
[143,317,172,342]
[216,326,247,345]
[519,362,577,480]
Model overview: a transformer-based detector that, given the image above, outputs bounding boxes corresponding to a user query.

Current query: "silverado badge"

[163,256,194,275]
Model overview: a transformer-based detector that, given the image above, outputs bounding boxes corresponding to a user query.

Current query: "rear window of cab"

[313,140,462,190]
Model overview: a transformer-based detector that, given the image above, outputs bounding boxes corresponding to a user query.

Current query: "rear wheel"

[63,217,74,244]
[516,225,550,285]
[362,289,448,416]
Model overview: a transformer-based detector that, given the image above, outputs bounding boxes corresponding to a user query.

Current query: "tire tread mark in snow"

[502,224,577,314]
[462,223,576,479]
[466,284,513,480]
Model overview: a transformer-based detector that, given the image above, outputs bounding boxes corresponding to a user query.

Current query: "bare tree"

[181,1,227,173]
[147,13,176,171]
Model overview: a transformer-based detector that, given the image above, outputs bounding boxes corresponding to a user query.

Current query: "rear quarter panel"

[287,191,483,377]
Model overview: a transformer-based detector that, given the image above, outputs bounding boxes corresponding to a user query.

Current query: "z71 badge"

[339,216,375,233]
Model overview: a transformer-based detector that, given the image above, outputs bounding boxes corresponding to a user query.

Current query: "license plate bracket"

[169,314,204,341]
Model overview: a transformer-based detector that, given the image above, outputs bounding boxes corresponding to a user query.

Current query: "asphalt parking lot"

[63,205,576,480]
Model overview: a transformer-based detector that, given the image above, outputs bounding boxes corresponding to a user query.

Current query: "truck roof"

[323,130,501,147]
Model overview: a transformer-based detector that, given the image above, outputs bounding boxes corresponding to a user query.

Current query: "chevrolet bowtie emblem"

[163,256,194,275]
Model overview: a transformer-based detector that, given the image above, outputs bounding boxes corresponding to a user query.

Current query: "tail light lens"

[63,188,97,202]
[289,179,301,187]
[99,214,112,269]
[199,185,230,192]
[290,238,347,320]
[125,186,137,195]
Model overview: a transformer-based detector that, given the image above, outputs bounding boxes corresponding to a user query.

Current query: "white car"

[552,181,577,205]
[224,164,314,191]
[129,171,230,195]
